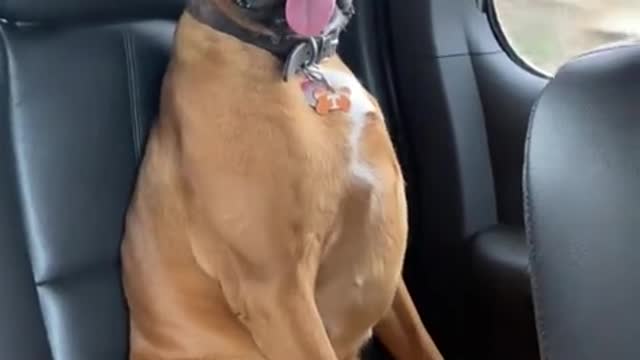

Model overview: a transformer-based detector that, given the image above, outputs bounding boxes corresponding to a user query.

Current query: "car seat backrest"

[0,0,183,24]
[0,1,182,359]
[526,44,640,359]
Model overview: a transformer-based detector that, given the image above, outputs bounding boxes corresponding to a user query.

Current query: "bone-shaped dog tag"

[301,72,351,115]
[313,87,352,115]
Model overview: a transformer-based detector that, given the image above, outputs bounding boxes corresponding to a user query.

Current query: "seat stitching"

[523,93,551,360]
[122,30,142,162]
[130,32,144,160]
[0,25,55,359]
[35,259,119,287]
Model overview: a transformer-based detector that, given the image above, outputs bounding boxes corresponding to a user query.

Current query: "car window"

[492,0,640,75]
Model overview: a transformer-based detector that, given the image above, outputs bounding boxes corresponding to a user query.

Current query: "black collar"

[186,0,351,81]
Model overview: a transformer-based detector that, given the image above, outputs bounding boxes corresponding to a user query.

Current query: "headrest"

[0,0,186,24]
[525,44,640,359]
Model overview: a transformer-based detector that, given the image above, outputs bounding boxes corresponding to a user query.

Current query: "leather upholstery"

[0,0,183,23]
[467,225,538,360]
[0,10,176,359]
[0,1,391,359]
[525,44,640,359]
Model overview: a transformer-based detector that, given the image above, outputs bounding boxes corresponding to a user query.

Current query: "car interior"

[0,0,635,359]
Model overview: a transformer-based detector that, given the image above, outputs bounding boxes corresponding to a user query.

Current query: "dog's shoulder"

[320,57,382,112]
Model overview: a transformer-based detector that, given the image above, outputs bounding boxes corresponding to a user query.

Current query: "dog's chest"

[315,189,406,352]
[301,67,379,186]
[294,66,406,352]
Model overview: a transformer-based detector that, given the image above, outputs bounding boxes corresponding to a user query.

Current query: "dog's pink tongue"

[286,0,336,37]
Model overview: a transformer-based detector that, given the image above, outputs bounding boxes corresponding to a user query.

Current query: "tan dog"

[121,0,443,359]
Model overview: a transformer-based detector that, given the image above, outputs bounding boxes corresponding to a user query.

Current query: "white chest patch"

[315,68,378,186]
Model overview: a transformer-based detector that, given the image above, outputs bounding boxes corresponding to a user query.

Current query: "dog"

[121,0,443,359]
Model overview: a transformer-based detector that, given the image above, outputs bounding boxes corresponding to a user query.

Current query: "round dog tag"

[283,40,317,81]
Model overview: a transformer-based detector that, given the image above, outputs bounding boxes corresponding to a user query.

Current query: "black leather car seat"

[525,44,640,359]
[0,1,395,359]
[0,1,182,358]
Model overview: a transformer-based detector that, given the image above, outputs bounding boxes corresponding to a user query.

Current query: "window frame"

[485,0,551,78]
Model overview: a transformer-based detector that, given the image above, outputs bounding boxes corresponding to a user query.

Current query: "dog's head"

[211,0,354,38]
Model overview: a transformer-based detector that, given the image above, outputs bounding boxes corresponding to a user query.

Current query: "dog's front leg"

[373,280,443,360]
[189,180,338,360]
[230,269,337,360]
[197,236,338,360]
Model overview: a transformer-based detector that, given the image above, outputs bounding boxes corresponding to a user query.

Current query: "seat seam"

[0,25,55,359]
[523,93,551,360]
[35,259,120,287]
[123,29,143,162]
